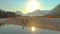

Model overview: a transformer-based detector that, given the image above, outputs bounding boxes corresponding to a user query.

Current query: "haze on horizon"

[0,0,60,14]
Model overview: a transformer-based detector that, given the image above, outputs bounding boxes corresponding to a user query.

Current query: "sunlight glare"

[31,27,36,31]
[26,0,41,13]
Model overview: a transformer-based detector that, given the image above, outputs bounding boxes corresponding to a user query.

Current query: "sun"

[26,0,40,13]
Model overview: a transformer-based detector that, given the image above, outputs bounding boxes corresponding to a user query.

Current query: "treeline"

[0,9,21,18]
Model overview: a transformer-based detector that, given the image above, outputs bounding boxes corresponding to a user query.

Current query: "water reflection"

[0,24,60,34]
[31,26,36,32]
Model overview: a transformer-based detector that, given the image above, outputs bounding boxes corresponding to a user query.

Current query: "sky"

[0,0,60,14]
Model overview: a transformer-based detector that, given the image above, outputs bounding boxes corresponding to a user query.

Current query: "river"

[0,24,60,34]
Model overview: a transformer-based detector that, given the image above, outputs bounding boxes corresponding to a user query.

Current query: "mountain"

[26,9,50,16]
[15,11,23,16]
[26,4,60,17]
[46,4,60,18]
[49,4,60,16]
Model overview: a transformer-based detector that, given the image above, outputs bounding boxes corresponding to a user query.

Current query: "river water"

[0,24,60,34]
